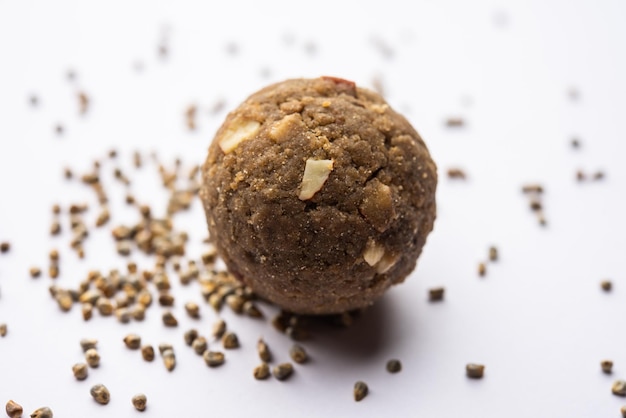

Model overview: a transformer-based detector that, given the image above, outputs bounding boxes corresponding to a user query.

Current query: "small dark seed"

[203,350,225,367]
[0,242,10,253]
[85,348,100,368]
[620,405,626,418]
[601,360,613,374]
[162,311,178,327]
[289,344,308,364]
[0,323,7,337]
[354,381,369,401]
[80,338,98,352]
[386,359,402,373]
[253,363,270,380]
[184,329,198,346]
[29,266,42,278]
[141,345,155,362]
[488,246,498,262]
[72,362,88,380]
[478,262,486,277]
[132,394,147,411]
[466,363,485,379]
[222,332,239,349]
[428,287,445,302]
[257,338,272,363]
[29,406,53,418]
[90,383,110,405]
[192,336,208,355]
[613,380,626,397]
[123,334,141,349]
[601,280,612,292]
[5,400,23,418]
[272,363,294,381]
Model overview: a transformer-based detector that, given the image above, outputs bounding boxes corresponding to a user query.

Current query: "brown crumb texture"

[201,77,437,314]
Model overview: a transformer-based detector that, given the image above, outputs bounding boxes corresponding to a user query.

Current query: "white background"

[1,0,625,416]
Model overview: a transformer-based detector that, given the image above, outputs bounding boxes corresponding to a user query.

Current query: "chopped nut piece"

[363,239,385,266]
[354,381,369,401]
[218,119,261,153]
[298,159,334,200]
[272,363,294,381]
[466,363,485,379]
[203,350,225,367]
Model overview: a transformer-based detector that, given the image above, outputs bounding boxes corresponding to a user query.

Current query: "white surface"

[1,0,625,416]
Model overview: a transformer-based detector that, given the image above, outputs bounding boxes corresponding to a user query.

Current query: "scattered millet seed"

[257,338,272,363]
[203,350,225,367]
[478,262,486,277]
[184,301,200,318]
[447,168,466,179]
[29,266,42,278]
[132,394,147,412]
[428,287,445,302]
[85,348,100,368]
[445,117,464,127]
[5,400,23,418]
[601,360,613,374]
[0,323,7,337]
[593,171,605,181]
[192,336,208,355]
[466,363,485,379]
[184,329,198,346]
[354,381,369,402]
[243,301,263,318]
[29,406,53,418]
[50,220,61,235]
[96,298,114,316]
[162,311,178,327]
[522,184,543,194]
[158,293,175,307]
[123,334,141,349]
[225,294,244,313]
[601,280,612,292]
[0,242,10,253]
[162,349,176,371]
[386,359,402,373]
[222,332,239,349]
[80,338,98,352]
[141,345,155,362]
[158,343,173,355]
[72,362,89,380]
[253,363,270,380]
[272,363,294,381]
[90,384,111,405]
[613,380,626,397]
[289,344,308,364]
[82,303,93,321]
[48,264,59,279]
[488,246,498,262]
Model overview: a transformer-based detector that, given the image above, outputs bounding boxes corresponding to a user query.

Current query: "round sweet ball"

[201,77,437,315]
